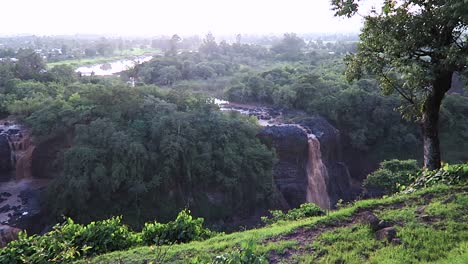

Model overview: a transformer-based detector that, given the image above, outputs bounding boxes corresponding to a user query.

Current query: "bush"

[363,159,419,195]
[261,203,324,225]
[404,163,468,192]
[0,210,214,263]
[0,217,136,263]
[141,209,214,245]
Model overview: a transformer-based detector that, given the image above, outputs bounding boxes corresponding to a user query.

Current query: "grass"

[46,48,161,68]
[76,184,467,263]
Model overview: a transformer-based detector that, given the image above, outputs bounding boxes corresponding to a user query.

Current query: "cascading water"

[0,121,48,228]
[305,134,330,209]
[216,99,333,209]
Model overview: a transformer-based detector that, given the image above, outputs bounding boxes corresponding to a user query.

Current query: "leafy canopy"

[332,0,468,120]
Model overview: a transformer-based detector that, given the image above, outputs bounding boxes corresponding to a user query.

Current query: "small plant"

[261,203,324,225]
[141,209,214,245]
[212,240,268,264]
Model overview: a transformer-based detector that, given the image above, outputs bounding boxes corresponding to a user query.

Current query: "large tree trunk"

[421,72,452,170]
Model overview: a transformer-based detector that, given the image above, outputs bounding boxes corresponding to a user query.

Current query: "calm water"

[76,55,153,76]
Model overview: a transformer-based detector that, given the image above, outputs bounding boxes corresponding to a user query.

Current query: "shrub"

[261,203,324,225]
[403,163,468,192]
[0,211,214,263]
[0,217,136,263]
[363,159,419,195]
[141,209,214,245]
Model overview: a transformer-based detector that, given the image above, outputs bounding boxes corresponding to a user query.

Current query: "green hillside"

[77,184,467,264]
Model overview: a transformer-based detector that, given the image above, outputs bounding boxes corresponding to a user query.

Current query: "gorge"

[218,101,360,210]
[0,121,48,245]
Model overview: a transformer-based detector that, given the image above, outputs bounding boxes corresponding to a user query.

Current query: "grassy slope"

[46,48,162,68]
[80,185,467,264]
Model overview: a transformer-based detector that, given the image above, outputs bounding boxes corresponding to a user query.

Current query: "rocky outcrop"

[0,224,21,247]
[258,126,309,208]
[32,132,73,179]
[300,117,360,207]
[0,120,51,236]
[0,134,12,173]
[257,116,360,209]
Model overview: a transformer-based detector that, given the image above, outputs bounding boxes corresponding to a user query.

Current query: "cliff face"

[258,117,360,209]
[0,121,52,236]
[0,134,12,174]
[31,132,73,179]
[299,117,361,206]
[258,126,309,208]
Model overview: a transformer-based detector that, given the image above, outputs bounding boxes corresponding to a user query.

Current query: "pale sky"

[0,0,380,36]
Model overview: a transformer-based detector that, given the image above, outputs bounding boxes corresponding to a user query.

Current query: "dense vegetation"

[1,163,465,263]
[79,180,468,263]
[32,83,276,226]
[0,210,213,263]
[0,27,466,263]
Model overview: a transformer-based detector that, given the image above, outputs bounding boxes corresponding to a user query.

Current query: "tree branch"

[381,68,416,105]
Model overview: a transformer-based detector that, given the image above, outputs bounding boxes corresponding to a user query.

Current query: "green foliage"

[333,0,468,121]
[0,211,213,263]
[0,217,136,263]
[130,53,239,86]
[404,163,468,192]
[212,240,267,264]
[363,159,419,195]
[141,210,214,245]
[261,203,324,225]
[225,63,426,160]
[1,80,276,227]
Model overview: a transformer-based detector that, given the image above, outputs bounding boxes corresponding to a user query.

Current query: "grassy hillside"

[79,184,467,263]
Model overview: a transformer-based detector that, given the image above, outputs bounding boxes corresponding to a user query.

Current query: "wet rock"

[358,211,380,231]
[0,134,12,172]
[0,225,21,247]
[378,220,392,229]
[7,129,20,135]
[8,188,46,234]
[441,194,456,204]
[299,117,359,206]
[375,227,397,242]
[257,125,309,208]
[0,205,11,214]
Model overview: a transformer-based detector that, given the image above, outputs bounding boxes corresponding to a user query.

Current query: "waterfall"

[305,134,330,209]
[0,122,34,179]
[216,100,334,209]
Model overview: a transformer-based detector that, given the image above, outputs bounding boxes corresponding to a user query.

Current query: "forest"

[0,0,466,263]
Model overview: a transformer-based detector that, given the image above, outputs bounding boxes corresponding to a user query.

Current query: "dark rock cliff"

[257,125,309,208]
[258,116,360,209]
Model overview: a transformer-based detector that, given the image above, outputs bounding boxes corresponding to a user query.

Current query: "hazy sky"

[0,0,380,36]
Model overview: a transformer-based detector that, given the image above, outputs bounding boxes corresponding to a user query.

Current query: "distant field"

[46,48,161,68]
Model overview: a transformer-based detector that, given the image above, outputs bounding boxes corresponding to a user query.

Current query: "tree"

[168,34,181,56]
[331,0,468,170]
[199,32,218,55]
[271,33,306,60]
[15,49,46,80]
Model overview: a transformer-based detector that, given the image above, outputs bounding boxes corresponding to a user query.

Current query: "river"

[75,55,153,76]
